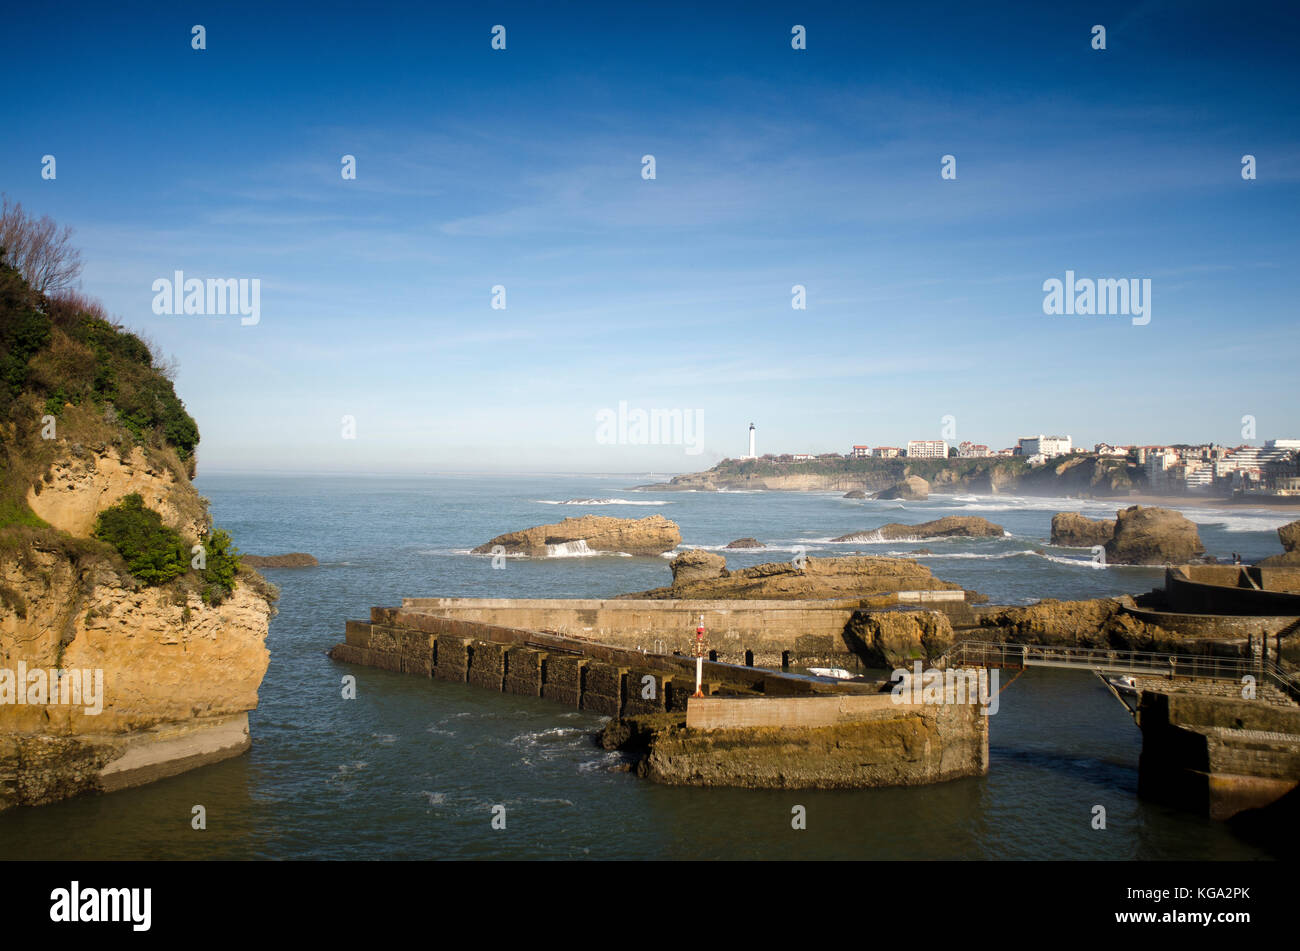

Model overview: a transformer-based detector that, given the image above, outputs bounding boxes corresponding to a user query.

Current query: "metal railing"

[935,641,1300,702]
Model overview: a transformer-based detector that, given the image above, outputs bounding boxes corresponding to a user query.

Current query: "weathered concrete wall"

[1137,690,1300,819]
[640,697,987,789]
[398,597,859,666]
[687,693,959,730]
[395,596,972,667]
[330,610,990,789]
[1167,566,1300,615]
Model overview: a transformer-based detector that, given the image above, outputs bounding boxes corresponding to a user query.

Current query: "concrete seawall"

[331,607,990,789]
[1138,691,1300,819]
[395,595,971,668]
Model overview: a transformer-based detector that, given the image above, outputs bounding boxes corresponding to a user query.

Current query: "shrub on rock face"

[93,493,188,584]
[200,528,242,604]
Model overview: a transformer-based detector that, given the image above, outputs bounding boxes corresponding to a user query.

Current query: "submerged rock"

[472,514,681,556]
[831,516,1004,543]
[843,490,867,499]
[241,552,319,568]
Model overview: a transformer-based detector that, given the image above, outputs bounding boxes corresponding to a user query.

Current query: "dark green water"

[0,474,1286,859]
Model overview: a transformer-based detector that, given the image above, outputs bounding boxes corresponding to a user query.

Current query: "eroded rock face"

[472,514,681,556]
[0,547,272,810]
[976,597,1176,650]
[1105,506,1205,565]
[620,555,963,600]
[1259,520,1300,567]
[669,550,727,586]
[832,516,1004,543]
[1050,512,1116,547]
[1279,520,1300,552]
[844,610,955,667]
[875,475,930,500]
[26,445,207,542]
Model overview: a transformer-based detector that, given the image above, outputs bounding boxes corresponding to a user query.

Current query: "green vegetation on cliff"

[674,450,1142,496]
[1,210,270,605]
[93,493,190,585]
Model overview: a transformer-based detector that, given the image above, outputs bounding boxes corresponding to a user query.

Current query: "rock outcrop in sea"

[831,516,1004,543]
[619,551,963,600]
[1104,506,1206,565]
[724,537,763,549]
[1258,520,1300,567]
[1050,512,1116,547]
[472,514,681,556]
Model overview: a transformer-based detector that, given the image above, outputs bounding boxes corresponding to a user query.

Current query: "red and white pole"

[693,614,705,698]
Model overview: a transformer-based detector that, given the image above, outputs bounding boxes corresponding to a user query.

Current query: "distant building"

[791,453,815,462]
[1094,443,1128,456]
[1265,438,1300,451]
[873,447,902,458]
[906,440,948,459]
[957,441,991,458]
[1017,435,1072,459]
[851,445,871,459]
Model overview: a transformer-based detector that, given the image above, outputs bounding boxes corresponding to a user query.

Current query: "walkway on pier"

[935,641,1300,704]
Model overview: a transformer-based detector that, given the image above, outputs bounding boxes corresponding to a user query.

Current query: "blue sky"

[3,0,1298,473]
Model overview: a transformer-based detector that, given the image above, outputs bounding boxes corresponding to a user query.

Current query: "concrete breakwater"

[330,604,990,789]
[396,593,972,669]
[1138,690,1300,819]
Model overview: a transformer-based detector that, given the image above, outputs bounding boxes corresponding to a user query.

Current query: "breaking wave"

[535,498,671,506]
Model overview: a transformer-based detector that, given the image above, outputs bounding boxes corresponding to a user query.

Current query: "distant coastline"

[635,455,1300,509]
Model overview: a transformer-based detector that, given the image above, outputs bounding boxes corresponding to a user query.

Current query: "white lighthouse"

[747,422,756,459]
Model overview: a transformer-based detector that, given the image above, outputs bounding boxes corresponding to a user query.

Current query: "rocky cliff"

[647,452,1142,497]
[0,260,274,810]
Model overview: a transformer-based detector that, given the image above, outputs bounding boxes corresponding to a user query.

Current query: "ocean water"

[0,473,1291,860]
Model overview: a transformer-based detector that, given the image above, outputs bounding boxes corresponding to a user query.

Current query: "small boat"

[1106,675,1138,695]
[807,667,854,680]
